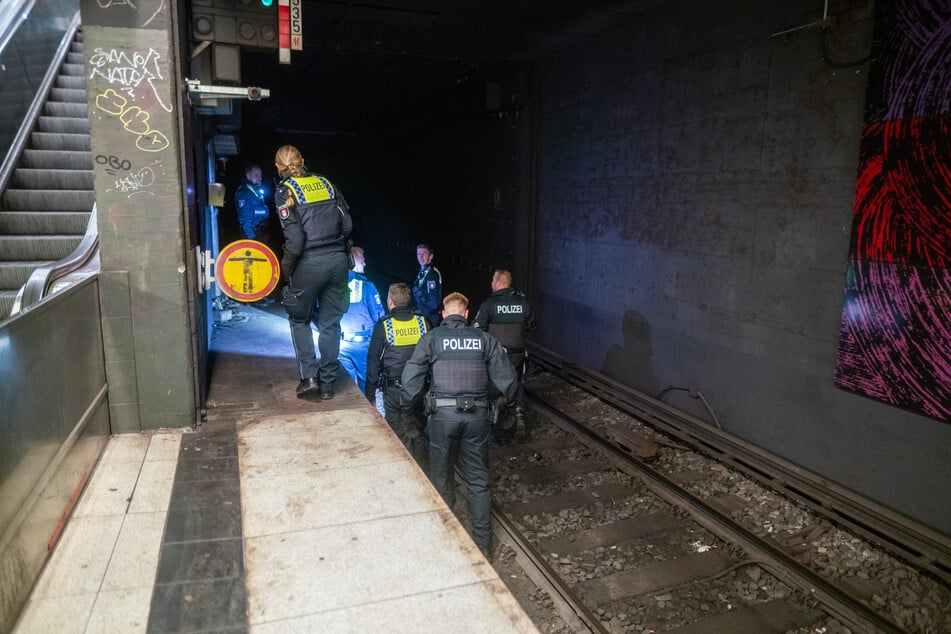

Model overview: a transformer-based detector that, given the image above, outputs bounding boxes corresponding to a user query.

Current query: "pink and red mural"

[835,0,950,421]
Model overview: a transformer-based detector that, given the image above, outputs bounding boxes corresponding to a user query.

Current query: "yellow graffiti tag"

[95,88,170,153]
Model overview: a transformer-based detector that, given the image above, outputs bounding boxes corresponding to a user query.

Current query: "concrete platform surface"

[13,302,537,633]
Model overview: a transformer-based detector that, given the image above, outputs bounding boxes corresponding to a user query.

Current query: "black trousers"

[283,250,349,387]
[382,387,428,465]
[428,407,491,553]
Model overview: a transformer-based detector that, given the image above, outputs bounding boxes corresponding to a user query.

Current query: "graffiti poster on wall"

[835,0,951,421]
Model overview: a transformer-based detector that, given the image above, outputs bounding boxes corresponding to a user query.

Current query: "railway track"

[485,347,950,633]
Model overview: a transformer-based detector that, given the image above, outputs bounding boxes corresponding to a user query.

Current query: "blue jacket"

[340,271,385,340]
[235,179,269,239]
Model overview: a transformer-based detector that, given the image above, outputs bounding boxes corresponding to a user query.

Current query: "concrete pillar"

[79,1,196,430]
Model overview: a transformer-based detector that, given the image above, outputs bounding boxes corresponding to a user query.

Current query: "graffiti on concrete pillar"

[95,88,170,152]
[81,0,167,30]
[88,47,173,113]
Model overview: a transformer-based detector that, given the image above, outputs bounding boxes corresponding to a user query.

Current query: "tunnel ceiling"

[234,0,660,133]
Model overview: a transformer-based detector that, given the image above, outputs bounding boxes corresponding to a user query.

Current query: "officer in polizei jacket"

[274,145,352,400]
[472,269,536,438]
[365,282,430,464]
[235,164,270,240]
[399,291,517,557]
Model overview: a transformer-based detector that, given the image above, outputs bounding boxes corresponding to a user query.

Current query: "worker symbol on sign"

[215,239,281,302]
[231,250,268,294]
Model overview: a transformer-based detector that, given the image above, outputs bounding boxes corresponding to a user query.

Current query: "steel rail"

[527,391,903,634]
[491,505,605,633]
[527,343,951,585]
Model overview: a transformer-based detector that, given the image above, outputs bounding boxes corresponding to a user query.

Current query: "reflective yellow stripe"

[286,175,333,205]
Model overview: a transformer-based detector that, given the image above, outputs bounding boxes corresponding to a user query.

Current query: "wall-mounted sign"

[290,0,303,50]
[215,240,280,302]
[278,0,290,64]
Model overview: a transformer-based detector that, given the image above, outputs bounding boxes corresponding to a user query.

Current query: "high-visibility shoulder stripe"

[285,175,334,205]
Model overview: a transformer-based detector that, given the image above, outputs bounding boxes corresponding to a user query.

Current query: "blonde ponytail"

[274,145,305,178]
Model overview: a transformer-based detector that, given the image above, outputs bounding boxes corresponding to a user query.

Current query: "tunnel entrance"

[190,2,631,388]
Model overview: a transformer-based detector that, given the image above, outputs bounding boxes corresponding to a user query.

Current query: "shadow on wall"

[600,310,660,396]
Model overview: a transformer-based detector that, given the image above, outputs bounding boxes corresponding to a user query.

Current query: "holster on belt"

[423,391,437,416]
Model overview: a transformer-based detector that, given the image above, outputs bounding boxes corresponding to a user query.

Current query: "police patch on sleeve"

[279,206,289,220]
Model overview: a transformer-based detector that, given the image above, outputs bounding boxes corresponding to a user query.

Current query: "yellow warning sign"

[215,240,280,302]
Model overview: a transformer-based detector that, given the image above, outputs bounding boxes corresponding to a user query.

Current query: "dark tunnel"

[191,0,951,534]
[212,1,623,305]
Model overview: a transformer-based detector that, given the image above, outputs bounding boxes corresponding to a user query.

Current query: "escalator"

[0,27,93,320]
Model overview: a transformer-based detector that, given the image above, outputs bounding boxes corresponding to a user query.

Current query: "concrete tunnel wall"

[531,1,950,533]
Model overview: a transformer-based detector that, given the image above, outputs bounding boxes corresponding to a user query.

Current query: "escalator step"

[49,87,87,103]
[55,75,86,90]
[30,132,90,151]
[60,63,86,78]
[37,116,90,134]
[0,236,81,262]
[2,190,95,212]
[0,30,92,318]
[1,291,18,319]
[0,261,56,290]
[43,101,88,118]
[21,150,93,170]
[0,212,91,235]
[11,169,95,190]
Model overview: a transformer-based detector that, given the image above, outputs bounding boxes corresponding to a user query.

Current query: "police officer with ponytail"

[399,291,516,557]
[365,282,429,463]
[274,145,352,400]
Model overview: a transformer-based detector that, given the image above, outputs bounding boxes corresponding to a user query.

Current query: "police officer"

[339,246,385,392]
[412,243,442,326]
[365,282,430,463]
[472,269,536,438]
[235,164,270,240]
[274,145,352,400]
[400,292,516,556]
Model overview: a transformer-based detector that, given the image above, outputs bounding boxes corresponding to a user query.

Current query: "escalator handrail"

[14,204,99,314]
[0,0,39,56]
[0,10,81,195]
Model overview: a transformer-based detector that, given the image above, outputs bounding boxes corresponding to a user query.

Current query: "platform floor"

[13,303,537,633]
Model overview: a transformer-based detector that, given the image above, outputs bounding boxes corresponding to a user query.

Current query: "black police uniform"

[276,172,352,394]
[399,314,517,554]
[472,287,536,428]
[365,306,430,462]
[412,263,442,326]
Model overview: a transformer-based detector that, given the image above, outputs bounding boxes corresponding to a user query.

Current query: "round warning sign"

[215,240,280,302]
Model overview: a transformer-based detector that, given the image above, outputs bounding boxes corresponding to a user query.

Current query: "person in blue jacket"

[339,246,385,392]
[235,164,270,240]
[412,243,442,326]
